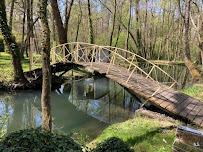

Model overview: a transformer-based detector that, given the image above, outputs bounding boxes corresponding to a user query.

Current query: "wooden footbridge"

[30,42,203,127]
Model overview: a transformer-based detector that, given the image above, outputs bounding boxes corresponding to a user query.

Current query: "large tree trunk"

[183,0,202,83]
[87,0,94,44]
[0,1,27,83]
[39,0,52,131]
[50,0,67,44]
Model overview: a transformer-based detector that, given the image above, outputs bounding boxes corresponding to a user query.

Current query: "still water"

[139,63,192,89]
[0,76,141,139]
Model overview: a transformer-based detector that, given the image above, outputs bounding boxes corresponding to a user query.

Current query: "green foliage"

[0,52,41,82]
[0,128,82,152]
[181,85,203,101]
[0,114,9,140]
[71,130,89,146]
[91,137,134,152]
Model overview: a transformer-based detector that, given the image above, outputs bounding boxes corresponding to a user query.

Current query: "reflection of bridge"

[30,42,203,127]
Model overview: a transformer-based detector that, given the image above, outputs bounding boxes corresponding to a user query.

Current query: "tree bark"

[75,0,82,42]
[39,0,52,131]
[64,0,74,32]
[21,0,26,58]
[0,1,27,83]
[87,0,94,44]
[9,0,15,32]
[109,0,117,46]
[183,0,202,83]
[125,0,132,58]
[50,0,67,44]
[26,0,31,57]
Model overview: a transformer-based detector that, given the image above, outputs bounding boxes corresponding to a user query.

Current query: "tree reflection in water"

[0,76,142,139]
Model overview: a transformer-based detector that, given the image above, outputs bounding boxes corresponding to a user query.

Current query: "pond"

[0,64,192,140]
[0,76,141,139]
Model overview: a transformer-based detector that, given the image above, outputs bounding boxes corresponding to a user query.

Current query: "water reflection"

[0,76,141,139]
[138,63,191,89]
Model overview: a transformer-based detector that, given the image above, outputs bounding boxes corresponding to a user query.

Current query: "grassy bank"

[0,52,41,83]
[89,115,179,152]
[181,84,203,101]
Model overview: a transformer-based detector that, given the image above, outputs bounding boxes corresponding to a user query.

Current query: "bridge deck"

[77,62,203,127]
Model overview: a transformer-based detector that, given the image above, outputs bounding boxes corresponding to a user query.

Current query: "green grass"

[89,115,179,152]
[181,85,203,101]
[0,52,42,83]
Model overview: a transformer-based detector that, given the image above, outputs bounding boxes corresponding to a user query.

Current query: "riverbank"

[88,111,180,152]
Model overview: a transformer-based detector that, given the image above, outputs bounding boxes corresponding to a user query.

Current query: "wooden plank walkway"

[77,62,203,127]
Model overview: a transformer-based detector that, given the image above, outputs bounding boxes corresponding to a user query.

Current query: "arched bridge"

[31,42,203,127]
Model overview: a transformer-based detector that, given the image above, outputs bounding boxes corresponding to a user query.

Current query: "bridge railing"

[51,42,177,90]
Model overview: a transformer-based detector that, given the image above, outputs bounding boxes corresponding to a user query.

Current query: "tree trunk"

[26,0,31,57]
[50,0,67,44]
[87,0,94,44]
[183,0,202,83]
[9,0,15,32]
[125,0,132,58]
[0,1,27,83]
[39,0,52,131]
[64,0,74,32]
[135,0,142,55]
[109,0,116,46]
[21,0,26,58]
[75,0,82,42]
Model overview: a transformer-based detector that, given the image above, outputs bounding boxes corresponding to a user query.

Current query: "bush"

[91,137,134,152]
[0,128,82,152]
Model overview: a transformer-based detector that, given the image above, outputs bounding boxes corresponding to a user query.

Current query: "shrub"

[91,137,134,152]
[0,128,82,152]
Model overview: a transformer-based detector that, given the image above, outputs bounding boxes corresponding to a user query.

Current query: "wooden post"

[30,37,34,71]
[126,66,136,83]
[128,54,136,71]
[76,42,79,62]
[91,46,95,67]
[112,48,117,65]
[146,65,155,79]
[63,45,66,63]
[52,41,56,64]
[106,49,116,74]
[99,47,101,62]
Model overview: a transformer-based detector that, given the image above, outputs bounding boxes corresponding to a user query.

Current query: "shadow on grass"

[126,126,176,146]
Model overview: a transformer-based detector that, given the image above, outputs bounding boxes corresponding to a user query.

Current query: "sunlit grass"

[89,115,179,152]
[0,52,42,82]
[181,85,203,101]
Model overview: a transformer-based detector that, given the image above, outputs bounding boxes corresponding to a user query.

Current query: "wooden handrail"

[50,42,178,87]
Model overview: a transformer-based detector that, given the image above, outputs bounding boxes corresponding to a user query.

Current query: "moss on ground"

[89,115,179,152]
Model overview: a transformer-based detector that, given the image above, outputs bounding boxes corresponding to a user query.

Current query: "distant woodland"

[0,0,203,82]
